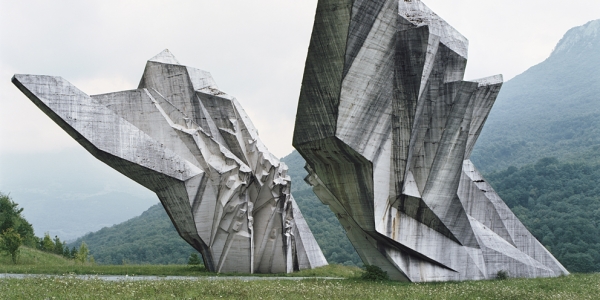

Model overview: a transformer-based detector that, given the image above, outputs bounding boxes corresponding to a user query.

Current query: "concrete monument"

[13,50,327,273]
[293,0,567,281]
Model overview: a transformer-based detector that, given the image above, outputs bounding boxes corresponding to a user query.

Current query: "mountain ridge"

[552,19,600,57]
[471,19,600,173]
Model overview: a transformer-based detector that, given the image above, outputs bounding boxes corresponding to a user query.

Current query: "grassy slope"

[0,246,202,276]
[0,274,598,299]
[0,246,73,266]
[0,247,360,278]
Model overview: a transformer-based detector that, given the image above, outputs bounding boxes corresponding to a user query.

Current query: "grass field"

[2,247,599,299]
[0,273,598,299]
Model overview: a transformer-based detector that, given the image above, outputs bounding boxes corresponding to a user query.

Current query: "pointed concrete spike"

[149,49,181,65]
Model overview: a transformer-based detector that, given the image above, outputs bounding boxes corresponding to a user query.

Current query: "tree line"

[0,192,92,264]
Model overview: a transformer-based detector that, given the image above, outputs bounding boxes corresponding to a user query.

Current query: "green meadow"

[1,273,599,299]
[2,247,599,299]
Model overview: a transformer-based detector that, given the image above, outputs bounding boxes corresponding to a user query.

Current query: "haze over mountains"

[0,149,157,240]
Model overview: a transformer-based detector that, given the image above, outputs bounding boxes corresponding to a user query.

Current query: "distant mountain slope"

[69,204,195,265]
[0,148,158,241]
[472,19,600,173]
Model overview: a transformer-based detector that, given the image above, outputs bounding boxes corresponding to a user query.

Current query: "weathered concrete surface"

[13,50,327,274]
[293,0,567,282]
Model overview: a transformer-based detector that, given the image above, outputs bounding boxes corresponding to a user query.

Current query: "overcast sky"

[1,0,598,158]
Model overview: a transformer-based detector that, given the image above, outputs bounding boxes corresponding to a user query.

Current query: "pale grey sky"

[1,0,598,158]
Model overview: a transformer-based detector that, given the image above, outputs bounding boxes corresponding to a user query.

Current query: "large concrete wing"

[13,50,327,274]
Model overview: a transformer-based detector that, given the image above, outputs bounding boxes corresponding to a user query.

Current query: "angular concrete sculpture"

[293,0,568,281]
[13,50,327,274]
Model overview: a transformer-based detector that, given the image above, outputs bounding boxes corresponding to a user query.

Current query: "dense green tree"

[0,194,19,232]
[76,242,89,264]
[188,253,201,265]
[0,228,22,263]
[63,245,71,258]
[53,236,64,255]
[41,232,54,252]
[0,193,36,247]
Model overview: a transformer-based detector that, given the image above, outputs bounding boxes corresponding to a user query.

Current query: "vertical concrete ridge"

[293,0,353,146]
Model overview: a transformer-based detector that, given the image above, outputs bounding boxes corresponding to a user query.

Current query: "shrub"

[1,228,23,264]
[75,242,89,264]
[361,265,389,281]
[496,270,509,280]
[188,253,202,266]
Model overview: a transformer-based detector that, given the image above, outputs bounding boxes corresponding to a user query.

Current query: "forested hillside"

[69,204,195,265]
[487,158,600,273]
[471,19,600,173]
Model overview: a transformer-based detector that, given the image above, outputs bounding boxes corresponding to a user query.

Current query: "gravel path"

[0,273,344,281]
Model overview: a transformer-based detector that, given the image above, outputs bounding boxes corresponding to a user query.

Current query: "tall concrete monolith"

[293,0,567,281]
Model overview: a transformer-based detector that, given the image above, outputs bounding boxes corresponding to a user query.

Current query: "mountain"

[471,19,600,173]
